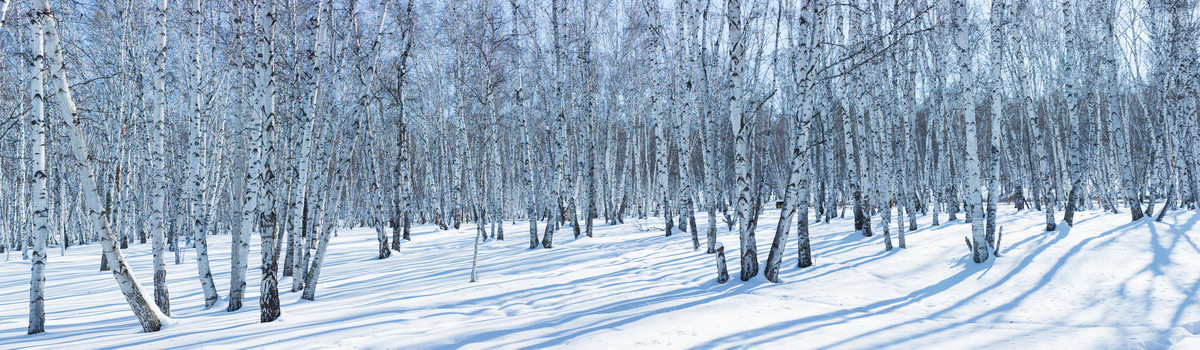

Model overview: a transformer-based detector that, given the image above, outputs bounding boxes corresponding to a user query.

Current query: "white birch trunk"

[955,0,987,263]
[0,0,10,31]
[728,0,757,281]
[395,0,416,245]
[543,0,567,248]
[303,0,386,300]
[149,0,171,316]
[255,0,281,323]
[511,0,539,249]
[672,0,696,248]
[286,0,321,276]
[26,7,48,334]
[837,7,867,237]
[986,0,1004,248]
[229,0,259,312]
[1061,0,1082,226]
[39,0,166,331]
[187,0,219,308]
[700,0,718,255]
[295,0,331,292]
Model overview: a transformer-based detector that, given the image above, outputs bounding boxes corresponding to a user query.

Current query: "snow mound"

[1132,320,1200,350]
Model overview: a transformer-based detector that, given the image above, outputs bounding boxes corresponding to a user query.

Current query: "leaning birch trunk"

[304,0,385,300]
[302,157,348,301]
[954,0,987,263]
[727,0,757,281]
[149,0,171,316]
[27,7,49,334]
[187,0,218,308]
[286,0,322,275]
[765,0,799,283]
[39,0,165,331]
[366,86,389,259]
[296,116,332,291]
[293,0,330,292]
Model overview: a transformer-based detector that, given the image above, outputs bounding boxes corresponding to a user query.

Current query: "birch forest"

[3,0,1200,347]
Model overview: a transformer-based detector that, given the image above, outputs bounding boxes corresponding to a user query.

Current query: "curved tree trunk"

[40,0,166,331]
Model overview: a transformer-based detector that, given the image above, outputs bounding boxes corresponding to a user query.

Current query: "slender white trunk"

[229,1,257,312]
[395,0,416,246]
[700,0,718,255]
[26,7,48,334]
[287,0,322,278]
[675,0,698,248]
[294,0,330,292]
[955,0,987,263]
[303,0,386,300]
[543,0,567,248]
[187,0,218,308]
[1061,0,1082,226]
[728,0,756,281]
[39,0,165,331]
[986,0,1004,249]
[838,7,867,237]
[149,0,171,316]
[512,0,538,249]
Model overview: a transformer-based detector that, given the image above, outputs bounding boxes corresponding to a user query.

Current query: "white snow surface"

[3,208,1200,349]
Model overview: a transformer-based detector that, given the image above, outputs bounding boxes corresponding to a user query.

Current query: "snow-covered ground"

[2,208,1200,349]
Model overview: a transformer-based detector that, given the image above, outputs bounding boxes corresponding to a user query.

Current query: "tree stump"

[716,243,730,284]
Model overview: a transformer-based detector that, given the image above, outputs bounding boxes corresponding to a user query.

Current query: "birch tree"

[512,0,539,249]
[188,0,219,308]
[148,0,171,316]
[255,0,281,323]
[727,0,757,281]
[38,0,166,331]
[954,0,988,263]
[26,5,49,334]
[229,0,259,312]
[765,0,823,282]
[1061,0,1082,226]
